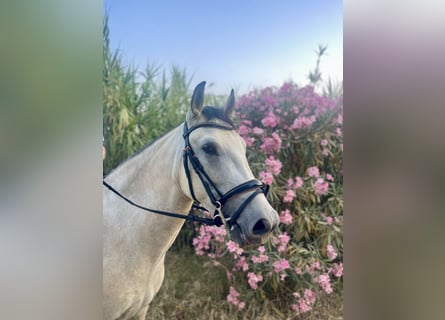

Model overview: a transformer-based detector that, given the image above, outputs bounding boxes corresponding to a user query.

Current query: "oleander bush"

[190,81,343,316]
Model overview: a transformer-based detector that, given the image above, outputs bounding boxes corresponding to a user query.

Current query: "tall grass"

[148,250,343,320]
[103,16,203,175]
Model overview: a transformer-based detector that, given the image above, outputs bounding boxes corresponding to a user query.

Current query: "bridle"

[182,121,269,229]
[103,121,270,230]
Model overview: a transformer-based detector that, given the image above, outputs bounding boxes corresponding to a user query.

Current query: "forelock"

[201,106,234,126]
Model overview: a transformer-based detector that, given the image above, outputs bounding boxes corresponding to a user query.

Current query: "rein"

[103,180,216,225]
[103,121,270,229]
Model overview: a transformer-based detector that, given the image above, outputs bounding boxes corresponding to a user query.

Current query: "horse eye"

[202,143,218,156]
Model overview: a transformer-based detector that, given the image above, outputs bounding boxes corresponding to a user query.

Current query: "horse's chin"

[229,224,244,245]
[229,224,266,247]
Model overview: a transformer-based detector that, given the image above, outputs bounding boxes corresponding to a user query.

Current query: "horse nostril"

[252,219,271,235]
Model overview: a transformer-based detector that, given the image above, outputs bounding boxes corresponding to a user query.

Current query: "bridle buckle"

[213,201,225,227]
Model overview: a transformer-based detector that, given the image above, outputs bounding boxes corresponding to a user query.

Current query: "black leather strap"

[103,180,216,225]
[219,179,266,205]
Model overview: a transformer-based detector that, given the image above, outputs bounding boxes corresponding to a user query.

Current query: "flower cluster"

[191,81,343,316]
[226,286,245,309]
[192,225,226,256]
[291,289,317,314]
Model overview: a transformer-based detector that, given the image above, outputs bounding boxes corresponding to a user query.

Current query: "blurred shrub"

[103,16,193,175]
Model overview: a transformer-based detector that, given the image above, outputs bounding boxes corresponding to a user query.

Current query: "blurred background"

[1,0,444,319]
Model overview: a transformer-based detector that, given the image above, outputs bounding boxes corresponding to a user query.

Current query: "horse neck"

[106,124,192,253]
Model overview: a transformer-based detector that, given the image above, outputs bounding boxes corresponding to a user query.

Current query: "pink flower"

[279,209,293,225]
[226,240,243,256]
[336,127,343,137]
[306,260,321,274]
[192,225,228,255]
[238,124,250,136]
[227,286,242,306]
[277,233,290,252]
[240,119,252,126]
[247,272,263,290]
[307,166,320,177]
[326,216,333,225]
[322,148,329,156]
[192,225,212,255]
[291,304,299,312]
[251,254,269,264]
[227,286,239,299]
[290,115,316,130]
[314,178,329,195]
[279,82,292,93]
[294,267,302,275]
[336,114,343,125]
[287,178,294,188]
[259,171,273,185]
[235,256,249,271]
[283,189,295,203]
[326,173,334,181]
[317,273,333,294]
[292,290,316,314]
[252,127,264,135]
[265,156,282,175]
[327,244,337,260]
[273,258,290,273]
[294,176,303,189]
[304,289,317,305]
[311,260,321,271]
[261,112,280,128]
[241,136,255,147]
[331,262,343,277]
[251,248,268,263]
[299,299,312,313]
[321,139,328,147]
[260,132,282,154]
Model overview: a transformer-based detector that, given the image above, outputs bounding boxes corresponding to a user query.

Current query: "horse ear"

[191,81,206,116]
[224,89,235,117]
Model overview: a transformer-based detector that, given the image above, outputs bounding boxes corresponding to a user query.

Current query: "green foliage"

[103,16,194,175]
[307,44,328,86]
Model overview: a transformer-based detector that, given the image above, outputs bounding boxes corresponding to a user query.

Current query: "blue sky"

[104,1,342,94]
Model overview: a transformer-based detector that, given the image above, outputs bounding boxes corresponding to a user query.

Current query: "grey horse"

[103,82,279,319]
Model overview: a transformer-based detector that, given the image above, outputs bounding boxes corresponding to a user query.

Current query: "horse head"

[180,81,279,245]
